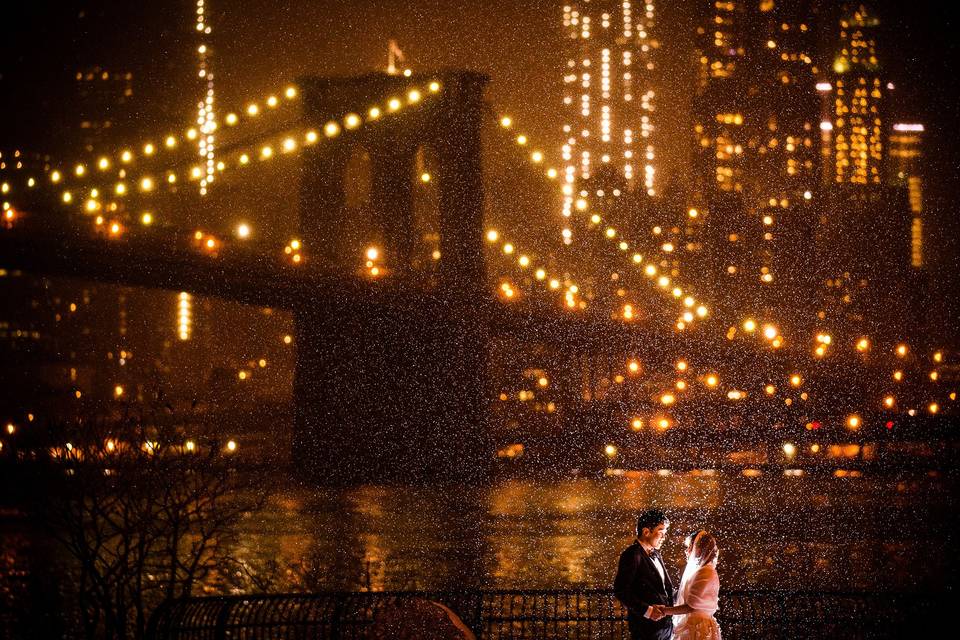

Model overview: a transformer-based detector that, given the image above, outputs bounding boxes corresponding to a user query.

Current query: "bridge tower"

[293,71,492,482]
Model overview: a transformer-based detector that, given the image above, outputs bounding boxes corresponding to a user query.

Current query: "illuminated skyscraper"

[688,0,819,320]
[76,66,134,151]
[750,1,819,321]
[829,3,883,186]
[814,3,917,338]
[691,1,748,200]
[560,1,658,205]
[887,123,924,267]
[688,0,753,303]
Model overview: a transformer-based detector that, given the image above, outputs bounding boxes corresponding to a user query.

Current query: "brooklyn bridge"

[2,66,952,481]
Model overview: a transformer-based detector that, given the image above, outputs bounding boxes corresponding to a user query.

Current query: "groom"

[613,508,675,640]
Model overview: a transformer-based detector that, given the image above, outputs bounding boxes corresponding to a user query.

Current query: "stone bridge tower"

[293,71,492,482]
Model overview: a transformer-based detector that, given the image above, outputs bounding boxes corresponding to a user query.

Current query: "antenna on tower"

[387,39,405,75]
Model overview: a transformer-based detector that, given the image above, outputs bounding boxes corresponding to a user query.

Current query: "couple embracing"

[614,509,721,640]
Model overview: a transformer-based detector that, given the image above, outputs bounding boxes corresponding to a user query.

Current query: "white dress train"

[672,564,721,640]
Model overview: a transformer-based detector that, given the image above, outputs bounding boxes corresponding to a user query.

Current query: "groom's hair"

[636,509,669,536]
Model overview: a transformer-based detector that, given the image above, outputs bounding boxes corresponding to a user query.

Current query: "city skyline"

[0,6,956,634]
[2,1,956,198]
[0,1,956,422]
[560,1,659,199]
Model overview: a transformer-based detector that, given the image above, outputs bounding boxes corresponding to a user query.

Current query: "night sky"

[2,0,958,328]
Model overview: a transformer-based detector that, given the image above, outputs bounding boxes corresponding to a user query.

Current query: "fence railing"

[145,588,937,639]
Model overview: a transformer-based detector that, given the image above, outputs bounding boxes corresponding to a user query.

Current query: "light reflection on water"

[226,472,954,593]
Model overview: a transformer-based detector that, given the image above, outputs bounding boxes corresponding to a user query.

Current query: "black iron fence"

[146,588,937,639]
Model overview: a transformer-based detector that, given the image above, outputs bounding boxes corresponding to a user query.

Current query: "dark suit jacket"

[613,541,675,640]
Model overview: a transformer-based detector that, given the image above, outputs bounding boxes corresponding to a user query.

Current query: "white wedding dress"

[672,563,722,640]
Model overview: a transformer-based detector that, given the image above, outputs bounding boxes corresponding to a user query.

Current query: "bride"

[658,530,722,640]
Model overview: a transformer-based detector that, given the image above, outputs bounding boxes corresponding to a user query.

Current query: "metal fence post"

[330,592,344,640]
[213,598,235,640]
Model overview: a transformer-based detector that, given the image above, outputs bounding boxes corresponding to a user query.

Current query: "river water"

[222,470,955,594]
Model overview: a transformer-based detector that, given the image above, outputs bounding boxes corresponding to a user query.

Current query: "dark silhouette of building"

[1,63,142,411]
